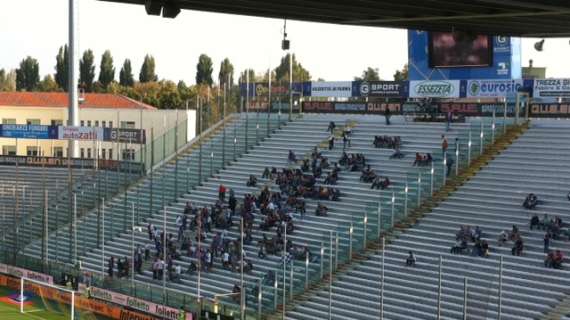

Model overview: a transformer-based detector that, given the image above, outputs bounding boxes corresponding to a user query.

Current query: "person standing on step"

[441,135,448,158]
[328,135,335,150]
[218,184,226,203]
[384,107,391,125]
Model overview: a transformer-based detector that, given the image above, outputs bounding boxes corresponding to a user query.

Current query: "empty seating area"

[287,119,570,320]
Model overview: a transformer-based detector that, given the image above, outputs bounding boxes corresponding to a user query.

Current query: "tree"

[196,54,213,86]
[139,55,157,83]
[0,69,16,91]
[79,49,95,92]
[38,75,59,92]
[218,58,234,87]
[238,69,256,83]
[16,56,40,91]
[177,80,192,102]
[393,64,409,81]
[119,59,134,87]
[55,45,68,91]
[355,67,380,81]
[274,54,311,83]
[98,50,115,88]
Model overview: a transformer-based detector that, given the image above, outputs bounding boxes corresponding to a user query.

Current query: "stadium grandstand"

[3,1,570,320]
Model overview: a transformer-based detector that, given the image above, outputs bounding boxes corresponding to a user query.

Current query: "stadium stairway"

[64,114,474,316]
[285,119,570,320]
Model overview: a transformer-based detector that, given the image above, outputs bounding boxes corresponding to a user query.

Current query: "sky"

[0,0,569,84]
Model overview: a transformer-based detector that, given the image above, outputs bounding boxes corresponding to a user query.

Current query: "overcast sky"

[0,0,569,84]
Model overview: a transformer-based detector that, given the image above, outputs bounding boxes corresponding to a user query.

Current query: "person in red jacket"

[218,184,226,202]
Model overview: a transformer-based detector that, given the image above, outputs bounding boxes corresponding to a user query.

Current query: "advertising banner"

[366,103,402,114]
[334,103,366,112]
[533,79,570,98]
[530,103,570,117]
[58,126,104,141]
[241,82,311,97]
[310,81,353,97]
[302,101,335,112]
[466,79,523,98]
[409,80,461,98]
[0,263,53,284]
[104,128,146,144]
[88,286,192,320]
[0,124,57,139]
[353,81,407,97]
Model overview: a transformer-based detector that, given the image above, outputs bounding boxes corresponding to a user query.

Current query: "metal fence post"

[463,277,468,320]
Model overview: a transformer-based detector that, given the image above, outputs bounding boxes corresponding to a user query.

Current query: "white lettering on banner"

[359,81,401,96]
[311,81,352,97]
[0,263,54,284]
[87,286,192,320]
[410,80,460,98]
[58,126,103,141]
[534,79,570,98]
[467,80,523,98]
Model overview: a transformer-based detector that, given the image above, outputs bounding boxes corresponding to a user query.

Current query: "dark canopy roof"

[100,0,570,37]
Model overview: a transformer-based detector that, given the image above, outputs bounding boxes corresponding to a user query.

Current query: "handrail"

[150,113,239,174]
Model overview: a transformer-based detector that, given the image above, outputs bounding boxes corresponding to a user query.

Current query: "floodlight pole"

[68,0,79,157]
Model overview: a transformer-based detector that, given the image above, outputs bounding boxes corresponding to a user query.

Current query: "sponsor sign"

[302,101,334,112]
[409,80,460,98]
[310,81,352,98]
[0,263,53,284]
[88,286,192,320]
[58,126,104,141]
[366,103,402,114]
[334,103,366,112]
[0,124,57,139]
[353,81,405,97]
[0,156,145,173]
[466,79,523,98]
[530,103,570,116]
[104,128,146,144]
[533,79,570,98]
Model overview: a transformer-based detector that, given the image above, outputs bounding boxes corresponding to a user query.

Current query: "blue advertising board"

[408,30,522,81]
[0,124,58,139]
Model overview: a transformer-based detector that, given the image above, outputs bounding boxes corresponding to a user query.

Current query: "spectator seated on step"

[262,167,271,179]
[246,175,258,187]
[511,237,524,256]
[509,225,520,241]
[315,202,328,217]
[324,171,338,185]
[288,150,297,164]
[232,283,241,302]
[373,135,401,149]
[545,250,564,269]
[405,251,416,266]
[530,213,540,230]
[371,176,390,190]
[497,230,508,246]
[413,153,432,167]
[450,239,468,254]
[523,193,539,210]
[390,146,405,159]
[360,165,377,183]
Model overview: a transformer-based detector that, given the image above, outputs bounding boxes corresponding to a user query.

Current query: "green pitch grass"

[0,286,92,320]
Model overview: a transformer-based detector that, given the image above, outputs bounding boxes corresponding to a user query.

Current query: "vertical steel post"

[101,198,105,275]
[498,256,503,320]
[349,223,353,262]
[363,214,368,250]
[391,193,395,227]
[437,255,442,320]
[417,173,422,207]
[380,237,385,320]
[463,277,468,320]
[328,231,333,320]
